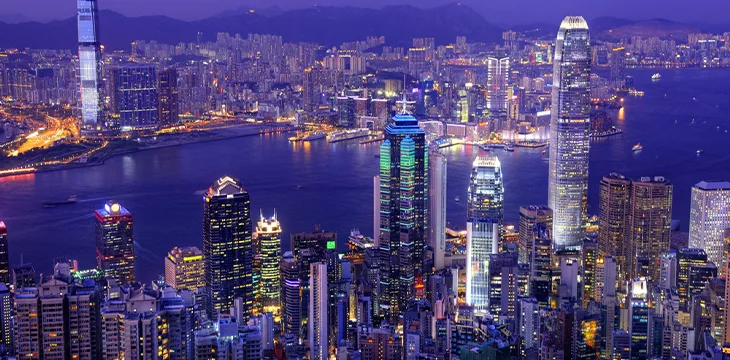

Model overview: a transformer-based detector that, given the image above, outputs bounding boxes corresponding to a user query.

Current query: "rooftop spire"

[399,74,410,115]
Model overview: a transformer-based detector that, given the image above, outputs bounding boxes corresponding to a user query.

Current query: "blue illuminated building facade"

[112,64,159,130]
[77,0,104,132]
[378,109,428,321]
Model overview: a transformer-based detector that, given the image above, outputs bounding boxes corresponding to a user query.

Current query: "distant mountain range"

[0,4,502,50]
[0,4,723,50]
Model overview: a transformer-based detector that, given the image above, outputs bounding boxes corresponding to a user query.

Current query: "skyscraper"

[598,173,631,281]
[0,222,8,288]
[309,262,328,360]
[517,206,552,265]
[164,246,205,292]
[77,0,104,132]
[203,176,253,321]
[280,251,300,336]
[548,16,591,249]
[466,156,504,311]
[112,64,159,130]
[629,278,650,360]
[629,176,672,281]
[428,152,447,271]
[378,106,428,320]
[487,57,510,110]
[255,212,282,313]
[688,181,730,271]
[95,201,135,284]
[158,68,179,127]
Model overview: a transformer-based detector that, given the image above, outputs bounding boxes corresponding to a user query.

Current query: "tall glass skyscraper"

[378,109,428,321]
[77,0,104,131]
[112,64,159,130]
[466,156,504,312]
[0,222,9,289]
[256,212,282,313]
[688,181,730,271]
[548,16,591,249]
[95,201,135,284]
[203,176,253,321]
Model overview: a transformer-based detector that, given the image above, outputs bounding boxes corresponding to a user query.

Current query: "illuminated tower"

[280,252,300,336]
[487,57,510,110]
[466,156,504,312]
[203,176,253,321]
[95,201,135,284]
[688,181,730,272]
[548,16,591,249]
[256,211,282,314]
[629,176,672,281]
[309,262,328,360]
[77,0,104,132]
[598,173,631,282]
[0,222,9,288]
[164,246,205,292]
[377,102,428,321]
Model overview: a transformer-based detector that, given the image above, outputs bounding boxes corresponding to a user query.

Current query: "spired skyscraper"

[466,156,504,312]
[203,176,253,321]
[77,0,104,132]
[548,16,592,249]
[377,103,428,321]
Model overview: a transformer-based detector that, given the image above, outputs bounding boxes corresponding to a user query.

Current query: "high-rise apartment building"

[466,156,504,311]
[204,176,253,321]
[629,176,673,281]
[77,0,104,132]
[164,246,205,292]
[378,109,428,320]
[688,181,730,271]
[95,201,135,284]
[598,173,631,281]
[309,262,328,360]
[548,16,591,249]
[256,213,282,313]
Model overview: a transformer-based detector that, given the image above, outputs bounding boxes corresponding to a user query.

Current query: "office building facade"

[95,201,135,284]
[688,181,730,270]
[548,16,591,249]
[164,246,205,292]
[203,176,253,321]
[77,0,104,131]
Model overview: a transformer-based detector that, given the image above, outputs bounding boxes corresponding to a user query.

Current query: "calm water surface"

[1,68,729,282]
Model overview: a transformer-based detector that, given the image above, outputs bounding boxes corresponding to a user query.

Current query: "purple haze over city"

[2,0,729,24]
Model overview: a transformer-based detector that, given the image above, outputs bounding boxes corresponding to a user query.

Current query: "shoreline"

[0,125,293,178]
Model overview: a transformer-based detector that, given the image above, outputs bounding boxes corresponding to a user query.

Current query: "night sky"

[2,0,729,25]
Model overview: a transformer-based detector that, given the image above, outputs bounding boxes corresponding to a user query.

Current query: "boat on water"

[43,195,78,208]
[455,196,460,202]
[632,143,643,152]
[503,144,515,152]
[651,73,661,80]
[697,149,704,155]
[303,132,327,141]
[327,128,370,143]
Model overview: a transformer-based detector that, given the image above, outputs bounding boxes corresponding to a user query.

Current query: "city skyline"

[2,4,730,359]
[3,0,730,25]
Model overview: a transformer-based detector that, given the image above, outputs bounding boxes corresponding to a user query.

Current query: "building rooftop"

[208,176,246,197]
[95,201,131,217]
[559,16,589,30]
[694,181,730,191]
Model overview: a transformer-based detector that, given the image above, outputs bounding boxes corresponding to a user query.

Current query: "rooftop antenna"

[400,74,410,115]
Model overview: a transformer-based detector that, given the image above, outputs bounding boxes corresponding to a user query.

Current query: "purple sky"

[3,0,730,25]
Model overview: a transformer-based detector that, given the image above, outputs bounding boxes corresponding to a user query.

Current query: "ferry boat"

[327,128,370,143]
[303,132,327,142]
[632,143,643,152]
[455,196,460,203]
[697,149,704,155]
[651,73,661,81]
[43,195,78,208]
[503,144,515,152]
